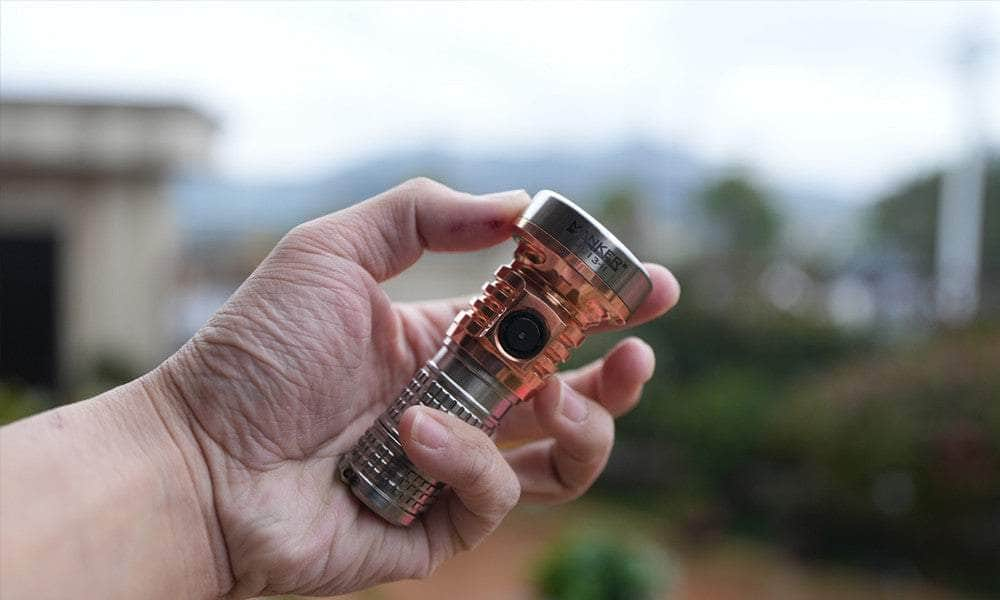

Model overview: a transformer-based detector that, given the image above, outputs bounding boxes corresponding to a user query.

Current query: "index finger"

[293,178,530,283]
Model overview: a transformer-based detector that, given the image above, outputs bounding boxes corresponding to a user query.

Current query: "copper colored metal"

[338,190,652,525]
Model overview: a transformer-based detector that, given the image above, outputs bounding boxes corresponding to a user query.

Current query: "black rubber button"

[498,309,548,359]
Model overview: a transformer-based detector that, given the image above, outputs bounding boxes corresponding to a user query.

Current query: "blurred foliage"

[698,172,782,260]
[872,158,1000,282]
[569,173,1000,595]
[534,531,672,600]
[0,354,140,424]
[595,183,643,247]
[768,325,1000,592]
[0,383,50,425]
[583,299,999,593]
[73,354,143,399]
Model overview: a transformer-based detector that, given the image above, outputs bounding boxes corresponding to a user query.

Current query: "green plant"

[534,531,672,600]
[0,382,51,425]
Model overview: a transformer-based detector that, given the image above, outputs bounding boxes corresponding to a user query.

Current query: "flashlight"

[339,190,652,526]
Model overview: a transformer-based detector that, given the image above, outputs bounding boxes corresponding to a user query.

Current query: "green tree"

[698,172,782,258]
[596,183,644,252]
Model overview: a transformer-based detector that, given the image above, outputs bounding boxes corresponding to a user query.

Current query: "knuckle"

[452,432,521,515]
[562,480,588,500]
[282,217,340,255]
[460,438,495,491]
[285,219,319,244]
[403,176,442,191]
[594,412,615,456]
[567,410,615,464]
[399,176,444,195]
[417,554,446,580]
[497,474,521,513]
[561,462,597,499]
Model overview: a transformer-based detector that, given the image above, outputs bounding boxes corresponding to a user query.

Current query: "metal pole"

[935,22,989,324]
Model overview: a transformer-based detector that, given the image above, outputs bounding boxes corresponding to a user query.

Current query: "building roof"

[0,98,216,178]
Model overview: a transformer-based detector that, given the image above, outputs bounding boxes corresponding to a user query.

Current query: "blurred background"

[1,2,998,598]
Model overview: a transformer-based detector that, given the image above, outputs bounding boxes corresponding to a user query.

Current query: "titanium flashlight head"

[339,190,652,525]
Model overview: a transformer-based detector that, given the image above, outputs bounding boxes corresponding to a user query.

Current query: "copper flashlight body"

[338,190,653,526]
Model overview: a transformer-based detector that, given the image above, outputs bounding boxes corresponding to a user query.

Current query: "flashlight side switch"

[497,309,549,359]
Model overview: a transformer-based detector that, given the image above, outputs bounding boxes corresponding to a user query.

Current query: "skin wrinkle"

[335,515,378,589]
[555,450,608,499]
[325,205,401,282]
[166,349,263,472]
[421,508,457,578]
[545,439,577,496]
[458,445,505,518]
[393,304,443,373]
[243,263,398,449]
[412,414,520,555]
[256,303,369,384]
[507,438,581,503]
[137,376,220,579]
[293,484,338,594]
[156,363,240,597]
[204,316,313,391]
[553,402,614,467]
[447,496,484,554]
[181,341,287,468]
[362,523,400,586]
[194,369,283,462]
[262,249,371,302]
[264,514,319,594]
[286,217,369,282]
[222,315,317,393]
[194,291,371,460]
[388,194,422,274]
[328,517,378,592]
[403,179,433,252]
[417,515,440,579]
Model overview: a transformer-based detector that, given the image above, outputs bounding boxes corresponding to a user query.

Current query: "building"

[0,99,214,394]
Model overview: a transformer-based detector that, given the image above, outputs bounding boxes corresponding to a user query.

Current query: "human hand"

[154,178,680,598]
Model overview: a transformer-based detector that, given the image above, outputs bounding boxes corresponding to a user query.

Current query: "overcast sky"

[2,1,998,201]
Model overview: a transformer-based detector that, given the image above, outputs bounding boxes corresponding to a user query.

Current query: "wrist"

[138,364,235,599]
[0,369,232,600]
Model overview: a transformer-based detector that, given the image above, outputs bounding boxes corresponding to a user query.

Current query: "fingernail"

[560,385,589,423]
[412,411,449,450]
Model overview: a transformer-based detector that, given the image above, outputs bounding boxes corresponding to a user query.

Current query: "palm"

[164,180,678,598]
[179,243,484,596]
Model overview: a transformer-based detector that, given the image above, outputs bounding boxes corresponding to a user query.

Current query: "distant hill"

[171,139,705,239]
[171,139,862,261]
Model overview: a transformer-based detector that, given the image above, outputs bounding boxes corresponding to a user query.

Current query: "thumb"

[399,406,520,552]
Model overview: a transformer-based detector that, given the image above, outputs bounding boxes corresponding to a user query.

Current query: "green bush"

[573,294,998,593]
[534,531,673,600]
[763,326,1000,592]
[0,383,51,425]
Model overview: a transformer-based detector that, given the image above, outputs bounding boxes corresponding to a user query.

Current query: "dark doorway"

[0,235,59,388]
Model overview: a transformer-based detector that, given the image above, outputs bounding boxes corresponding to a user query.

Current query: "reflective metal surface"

[520,190,652,313]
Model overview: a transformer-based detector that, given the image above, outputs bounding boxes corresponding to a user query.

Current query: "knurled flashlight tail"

[339,190,653,526]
